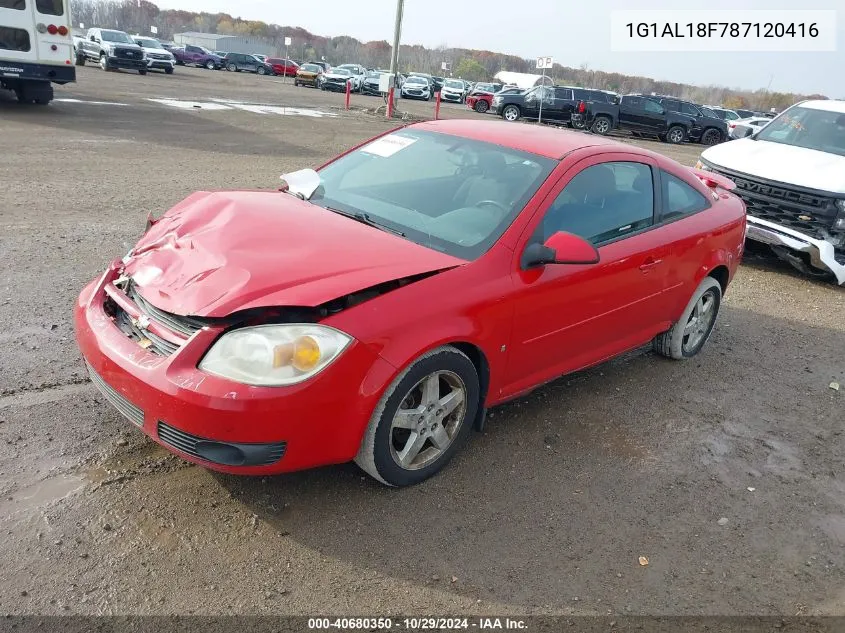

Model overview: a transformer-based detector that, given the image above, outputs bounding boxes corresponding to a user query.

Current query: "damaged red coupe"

[75,119,746,486]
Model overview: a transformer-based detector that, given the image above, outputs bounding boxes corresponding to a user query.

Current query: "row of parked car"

[457,80,778,147]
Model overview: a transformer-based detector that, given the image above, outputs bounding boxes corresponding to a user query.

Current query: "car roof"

[796,99,845,114]
[410,119,639,160]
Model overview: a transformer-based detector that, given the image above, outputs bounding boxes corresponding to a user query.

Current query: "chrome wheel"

[503,105,520,121]
[592,117,610,134]
[682,289,718,355]
[389,371,467,471]
[668,127,685,143]
[205,60,215,70]
[99,55,108,71]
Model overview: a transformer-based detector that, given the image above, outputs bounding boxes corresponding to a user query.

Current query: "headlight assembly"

[199,324,352,386]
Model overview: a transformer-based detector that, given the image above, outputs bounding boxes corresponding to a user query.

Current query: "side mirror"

[521,231,600,269]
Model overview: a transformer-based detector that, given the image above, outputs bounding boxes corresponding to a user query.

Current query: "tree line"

[69,0,828,111]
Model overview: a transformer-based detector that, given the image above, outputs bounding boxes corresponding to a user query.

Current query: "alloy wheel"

[681,289,718,355]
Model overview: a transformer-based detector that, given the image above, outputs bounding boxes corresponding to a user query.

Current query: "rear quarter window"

[661,170,710,221]
[0,1,26,10]
[35,0,62,15]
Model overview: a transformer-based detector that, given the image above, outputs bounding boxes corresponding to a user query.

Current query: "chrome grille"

[86,363,144,427]
[710,167,836,239]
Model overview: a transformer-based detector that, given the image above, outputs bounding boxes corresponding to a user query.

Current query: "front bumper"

[147,59,175,70]
[74,265,398,475]
[745,216,845,285]
[106,56,147,70]
[440,92,463,102]
[401,91,429,100]
[362,84,381,95]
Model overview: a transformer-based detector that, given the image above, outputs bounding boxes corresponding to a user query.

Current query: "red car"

[465,82,503,113]
[75,120,746,487]
[267,57,298,77]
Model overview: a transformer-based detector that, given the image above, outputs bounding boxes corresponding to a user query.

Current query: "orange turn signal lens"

[292,336,321,371]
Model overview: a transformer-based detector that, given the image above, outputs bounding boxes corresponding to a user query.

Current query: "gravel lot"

[0,66,843,619]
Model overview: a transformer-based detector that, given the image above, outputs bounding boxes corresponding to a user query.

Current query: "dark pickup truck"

[583,94,727,145]
[495,85,618,127]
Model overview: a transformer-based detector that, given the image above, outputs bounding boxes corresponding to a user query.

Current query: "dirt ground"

[0,66,843,620]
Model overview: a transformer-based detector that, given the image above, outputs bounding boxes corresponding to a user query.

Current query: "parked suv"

[133,36,176,74]
[494,85,589,126]
[584,94,705,144]
[173,45,223,70]
[652,96,727,145]
[75,28,147,74]
[223,53,273,75]
[697,100,845,284]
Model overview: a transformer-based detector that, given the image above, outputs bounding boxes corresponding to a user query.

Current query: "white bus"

[0,0,75,104]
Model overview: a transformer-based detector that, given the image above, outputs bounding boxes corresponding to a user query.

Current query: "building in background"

[173,32,273,56]
[494,71,554,89]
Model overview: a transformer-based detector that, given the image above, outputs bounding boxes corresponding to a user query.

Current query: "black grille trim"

[86,363,144,427]
[156,422,287,467]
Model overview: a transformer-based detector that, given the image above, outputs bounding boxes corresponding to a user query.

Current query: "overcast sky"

[154,0,843,96]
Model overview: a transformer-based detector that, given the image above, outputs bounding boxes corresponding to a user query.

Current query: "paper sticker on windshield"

[360,134,417,157]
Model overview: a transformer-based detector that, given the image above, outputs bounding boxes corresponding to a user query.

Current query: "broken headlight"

[835,199,845,231]
[199,324,352,386]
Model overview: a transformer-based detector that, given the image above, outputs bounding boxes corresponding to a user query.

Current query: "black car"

[652,96,727,145]
[222,52,273,75]
[583,94,712,144]
[494,85,603,126]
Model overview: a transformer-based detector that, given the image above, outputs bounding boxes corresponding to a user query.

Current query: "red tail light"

[577,101,586,114]
[57,25,68,36]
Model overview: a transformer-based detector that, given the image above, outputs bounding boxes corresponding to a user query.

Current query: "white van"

[0,0,75,104]
[697,100,845,284]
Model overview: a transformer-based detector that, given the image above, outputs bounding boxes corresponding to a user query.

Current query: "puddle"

[0,474,85,519]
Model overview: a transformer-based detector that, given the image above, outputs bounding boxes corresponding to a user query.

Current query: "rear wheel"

[138,68,147,75]
[355,346,479,487]
[502,104,520,121]
[474,100,489,113]
[701,128,722,145]
[666,125,686,144]
[257,66,267,75]
[591,116,611,135]
[75,54,85,66]
[570,117,586,129]
[227,63,236,72]
[653,277,722,360]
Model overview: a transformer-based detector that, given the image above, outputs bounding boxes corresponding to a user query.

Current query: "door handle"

[639,258,663,272]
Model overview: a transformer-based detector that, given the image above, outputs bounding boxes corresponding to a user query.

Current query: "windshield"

[406,77,426,85]
[755,105,845,158]
[101,30,134,44]
[444,80,463,89]
[331,69,352,76]
[135,38,162,49]
[474,83,494,92]
[301,64,321,72]
[312,130,556,260]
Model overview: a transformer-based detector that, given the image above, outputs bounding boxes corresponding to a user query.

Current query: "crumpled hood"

[701,138,845,194]
[123,191,464,318]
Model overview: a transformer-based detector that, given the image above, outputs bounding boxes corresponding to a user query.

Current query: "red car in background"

[465,82,503,113]
[75,120,746,487]
[267,57,299,77]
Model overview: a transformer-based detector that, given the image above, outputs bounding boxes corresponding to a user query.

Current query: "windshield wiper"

[324,206,406,237]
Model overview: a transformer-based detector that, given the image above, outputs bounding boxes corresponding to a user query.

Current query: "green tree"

[454,58,488,82]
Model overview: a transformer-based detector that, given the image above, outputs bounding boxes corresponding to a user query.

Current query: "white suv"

[697,100,845,284]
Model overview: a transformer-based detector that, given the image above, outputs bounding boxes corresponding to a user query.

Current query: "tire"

[165,67,174,75]
[666,125,686,144]
[75,54,85,67]
[257,66,266,75]
[502,104,520,122]
[571,117,586,130]
[474,100,489,113]
[591,116,611,135]
[653,277,722,360]
[205,60,216,70]
[355,346,480,487]
[227,63,236,72]
[701,128,722,145]
[138,68,147,75]
[99,54,108,71]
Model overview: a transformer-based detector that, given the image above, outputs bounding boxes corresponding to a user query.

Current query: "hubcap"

[504,107,518,121]
[670,129,683,142]
[595,120,609,133]
[389,371,467,471]
[682,290,718,354]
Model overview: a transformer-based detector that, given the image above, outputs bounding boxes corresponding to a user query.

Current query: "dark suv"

[652,96,727,145]
[222,53,274,75]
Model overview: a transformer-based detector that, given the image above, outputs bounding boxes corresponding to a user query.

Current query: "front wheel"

[165,67,174,75]
[666,125,686,144]
[75,54,85,66]
[138,68,147,75]
[653,277,722,360]
[502,104,520,122]
[355,346,479,487]
[205,60,216,70]
[257,66,267,75]
[591,116,611,135]
[474,100,489,113]
[99,54,109,71]
[227,63,236,72]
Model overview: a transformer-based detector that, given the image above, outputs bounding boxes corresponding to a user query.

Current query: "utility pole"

[389,0,404,85]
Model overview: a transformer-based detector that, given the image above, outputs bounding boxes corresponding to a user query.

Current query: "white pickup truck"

[697,99,845,284]
[0,0,75,104]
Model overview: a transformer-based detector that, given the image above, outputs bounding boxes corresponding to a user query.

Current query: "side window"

[623,96,642,109]
[554,87,572,101]
[542,162,655,245]
[661,170,709,221]
[0,26,29,50]
[0,1,26,10]
[681,102,701,116]
[644,99,664,114]
[662,100,680,112]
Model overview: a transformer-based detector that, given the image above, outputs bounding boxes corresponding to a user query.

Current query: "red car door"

[502,153,675,398]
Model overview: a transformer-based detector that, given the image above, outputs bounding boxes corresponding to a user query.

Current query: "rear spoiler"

[690,168,736,191]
